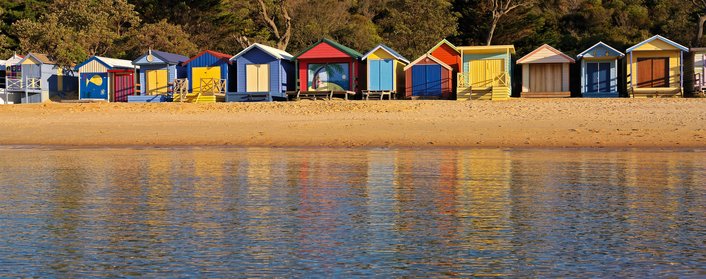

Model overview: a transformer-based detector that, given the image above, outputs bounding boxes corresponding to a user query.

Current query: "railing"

[199,78,226,96]
[172,78,189,102]
[496,72,509,88]
[6,78,23,90]
[26,78,41,90]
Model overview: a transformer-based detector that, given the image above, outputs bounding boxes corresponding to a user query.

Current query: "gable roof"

[183,50,233,65]
[626,35,689,53]
[577,42,624,58]
[428,39,460,54]
[5,54,23,66]
[293,38,363,59]
[403,53,452,71]
[517,44,575,64]
[231,43,293,61]
[20,53,55,65]
[74,56,134,71]
[362,44,410,64]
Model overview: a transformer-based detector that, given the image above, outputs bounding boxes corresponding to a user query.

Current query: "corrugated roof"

[362,44,410,64]
[183,50,233,65]
[24,53,55,64]
[231,43,294,61]
[577,42,624,58]
[293,38,363,59]
[5,54,23,66]
[96,56,134,68]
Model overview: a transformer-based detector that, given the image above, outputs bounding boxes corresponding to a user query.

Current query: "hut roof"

[403,53,452,71]
[151,50,189,64]
[231,43,293,61]
[293,38,363,59]
[427,39,460,54]
[362,44,410,64]
[456,45,516,54]
[74,56,134,71]
[20,53,55,65]
[517,44,575,64]
[626,35,688,53]
[183,50,233,65]
[577,42,624,58]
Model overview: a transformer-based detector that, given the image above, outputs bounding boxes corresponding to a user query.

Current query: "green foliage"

[2,0,705,65]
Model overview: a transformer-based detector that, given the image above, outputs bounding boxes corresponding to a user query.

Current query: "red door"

[112,72,135,102]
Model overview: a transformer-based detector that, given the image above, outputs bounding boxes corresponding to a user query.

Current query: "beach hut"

[2,54,23,104]
[517,44,575,97]
[626,35,688,98]
[179,50,232,103]
[577,42,625,98]
[130,49,188,102]
[691,47,706,93]
[361,44,409,100]
[228,43,294,102]
[428,39,461,97]
[16,53,78,103]
[456,45,515,100]
[403,53,453,99]
[292,38,363,100]
[75,56,136,102]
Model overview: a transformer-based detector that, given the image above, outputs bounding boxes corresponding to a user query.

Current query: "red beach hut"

[293,38,364,99]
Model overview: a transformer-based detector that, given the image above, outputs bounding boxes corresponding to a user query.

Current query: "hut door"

[637,58,669,88]
[369,60,394,91]
[587,62,611,92]
[113,72,135,102]
[246,64,270,92]
[471,60,504,88]
[412,65,426,96]
[425,65,442,96]
[529,63,562,92]
[80,73,108,99]
[146,70,168,95]
[193,67,221,94]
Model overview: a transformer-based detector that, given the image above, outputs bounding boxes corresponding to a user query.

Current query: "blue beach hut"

[228,43,294,102]
[179,50,232,103]
[577,42,625,97]
[75,56,136,102]
[130,49,188,102]
[361,44,409,99]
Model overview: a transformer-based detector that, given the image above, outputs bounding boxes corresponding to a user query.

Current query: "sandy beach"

[0,99,704,148]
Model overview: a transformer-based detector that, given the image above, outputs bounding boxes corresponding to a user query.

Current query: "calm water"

[0,147,704,277]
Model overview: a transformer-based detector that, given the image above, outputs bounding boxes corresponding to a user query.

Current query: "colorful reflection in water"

[0,147,703,277]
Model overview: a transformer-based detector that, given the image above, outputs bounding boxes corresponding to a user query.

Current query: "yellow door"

[246,64,270,92]
[470,60,504,89]
[146,70,168,95]
[192,67,221,94]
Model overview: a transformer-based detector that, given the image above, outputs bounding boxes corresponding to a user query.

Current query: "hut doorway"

[637,57,669,88]
[411,65,442,97]
[193,67,221,94]
[246,64,270,92]
[146,70,168,95]
[470,59,504,88]
[529,63,563,92]
[368,59,394,91]
[586,62,611,93]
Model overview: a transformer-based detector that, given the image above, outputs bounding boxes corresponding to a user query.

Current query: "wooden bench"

[362,90,393,100]
[331,91,356,100]
[286,90,333,101]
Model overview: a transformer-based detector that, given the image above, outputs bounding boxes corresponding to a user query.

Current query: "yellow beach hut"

[361,44,409,100]
[517,44,575,98]
[626,35,688,98]
[456,45,515,100]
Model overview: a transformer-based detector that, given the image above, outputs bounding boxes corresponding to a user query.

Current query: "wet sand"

[0,99,704,148]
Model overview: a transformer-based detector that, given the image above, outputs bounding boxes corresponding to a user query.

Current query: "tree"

[484,0,536,45]
[378,0,458,58]
[254,0,291,50]
[124,19,198,58]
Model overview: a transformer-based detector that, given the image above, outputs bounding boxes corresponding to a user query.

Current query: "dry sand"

[0,99,704,148]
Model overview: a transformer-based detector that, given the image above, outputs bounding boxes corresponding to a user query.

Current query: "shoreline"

[0,99,704,148]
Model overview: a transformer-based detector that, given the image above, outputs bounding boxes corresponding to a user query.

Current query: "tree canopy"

[0,0,703,66]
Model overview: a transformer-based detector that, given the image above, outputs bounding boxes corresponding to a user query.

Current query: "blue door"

[425,64,442,97]
[369,60,380,91]
[80,73,108,99]
[412,65,426,96]
[379,60,394,91]
[598,63,610,92]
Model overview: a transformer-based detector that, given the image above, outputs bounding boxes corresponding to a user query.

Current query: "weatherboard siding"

[430,44,460,72]
[185,52,230,91]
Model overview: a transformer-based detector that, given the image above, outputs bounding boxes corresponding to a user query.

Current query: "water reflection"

[0,148,703,277]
